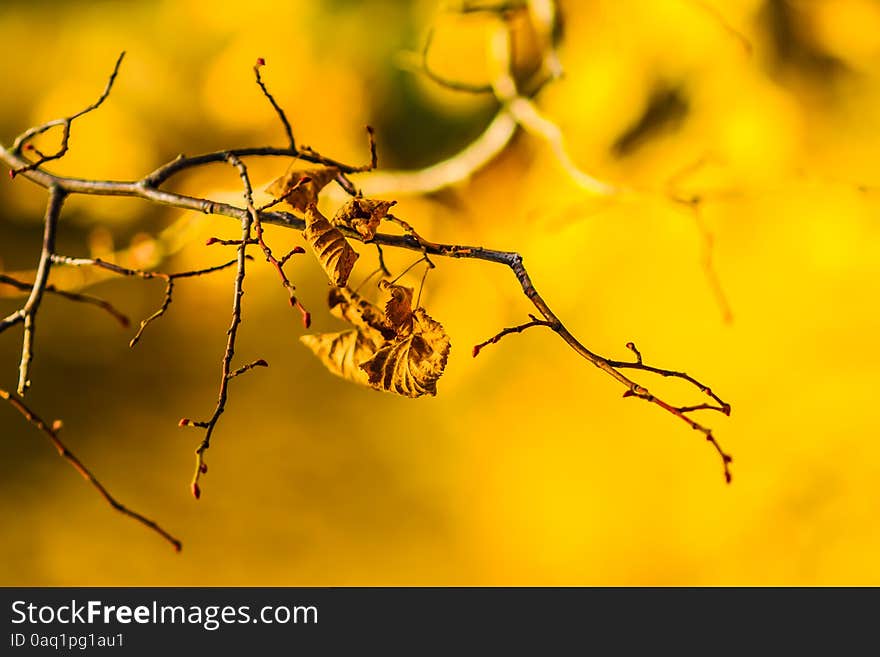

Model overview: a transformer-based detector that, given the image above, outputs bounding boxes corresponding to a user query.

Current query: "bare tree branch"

[253,57,296,149]
[1,139,734,481]
[0,39,734,550]
[0,387,181,551]
[14,187,65,395]
[181,153,260,500]
[0,273,130,328]
[9,53,126,177]
[472,313,555,357]
[49,255,249,347]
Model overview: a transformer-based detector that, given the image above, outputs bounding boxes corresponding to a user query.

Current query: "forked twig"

[50,255,248,347]
[472,314,556,357]
[10,52,126,177]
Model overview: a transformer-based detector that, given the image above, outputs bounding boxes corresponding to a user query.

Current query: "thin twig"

[415,258,433,308]
[0,388,181,551]
[0,273,130,328]
[16,186,65,395]
[226,153,311,327]
[278,246,306,268]
[228,358,269,380]
[253,58,296,150]
[375,243,391,277]
[50,255,247,347]
[184,153,258,500]
[472,314,556,357]
[10,53,126,177]
[608,341,731,416]
[206,237,259,247]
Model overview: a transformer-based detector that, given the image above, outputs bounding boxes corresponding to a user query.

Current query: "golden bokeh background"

[1,0,878,585]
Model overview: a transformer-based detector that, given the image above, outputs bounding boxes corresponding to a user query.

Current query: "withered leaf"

[300,329,377,386]
[303,204,359,286]
[380,281,414,334]
[332,198,397,241]
[360,308,451,398]
[265,166,339,212]
[328,287,394,342]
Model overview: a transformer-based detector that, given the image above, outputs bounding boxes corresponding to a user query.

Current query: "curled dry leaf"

[303,204,359,286]
[265,166,339,212]
[332,198,397,241]
[301,288,388,386]
[360,308,451,398]
[380,280,414,334]
[302,287,451,398]
[328,287,394,342]
[300,329,377,386]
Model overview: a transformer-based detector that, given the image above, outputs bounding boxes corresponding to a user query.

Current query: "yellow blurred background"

[1,0,879,585]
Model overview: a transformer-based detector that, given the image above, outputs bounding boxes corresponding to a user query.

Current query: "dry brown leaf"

[265,166,339,212]
[300,329,377,386]
[332,198,397,241]
[380,280,414,334]
[360,308,451,398]
[303,204,359,286]
[302,286,450,398]
[328,287,394,342]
